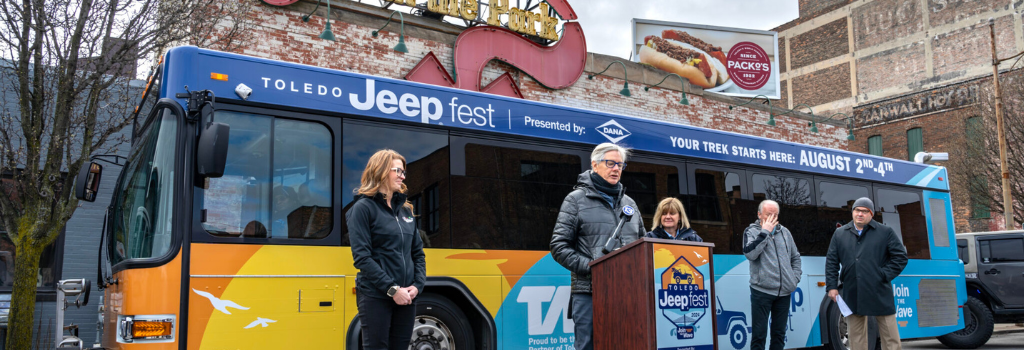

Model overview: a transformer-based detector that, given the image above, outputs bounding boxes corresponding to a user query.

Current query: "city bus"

[81,46,966,350]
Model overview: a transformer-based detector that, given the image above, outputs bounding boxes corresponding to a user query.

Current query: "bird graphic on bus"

[244,317,278,329]
[193,288,250,315]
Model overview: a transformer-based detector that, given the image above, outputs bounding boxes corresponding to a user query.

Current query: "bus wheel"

[826,301,850,350]
[413,294,475,350]
[937,296,993,349]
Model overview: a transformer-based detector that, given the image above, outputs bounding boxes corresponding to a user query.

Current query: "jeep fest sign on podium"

[654,242,714,350]
[590,238,717,350]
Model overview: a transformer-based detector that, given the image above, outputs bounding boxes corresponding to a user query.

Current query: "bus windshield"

[109,109,178,265]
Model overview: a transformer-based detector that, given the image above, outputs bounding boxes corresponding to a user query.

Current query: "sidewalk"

[993,323,1024,335]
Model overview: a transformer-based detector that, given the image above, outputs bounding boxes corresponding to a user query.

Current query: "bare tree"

[0,0,255,347]
[761,176,812,207]
[948,70,1024,229]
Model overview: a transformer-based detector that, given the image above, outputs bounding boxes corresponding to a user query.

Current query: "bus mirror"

[197,122,230,178]
[74,162,103,202]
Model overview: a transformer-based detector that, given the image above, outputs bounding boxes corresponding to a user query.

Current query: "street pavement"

[903,324,1024,350]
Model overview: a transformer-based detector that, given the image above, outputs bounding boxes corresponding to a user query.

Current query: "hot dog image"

[638,30,731,89]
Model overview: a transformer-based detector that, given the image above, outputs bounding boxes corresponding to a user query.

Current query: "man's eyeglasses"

[853,208,872,215]
[391,167,407,177]
[598,159,627,169]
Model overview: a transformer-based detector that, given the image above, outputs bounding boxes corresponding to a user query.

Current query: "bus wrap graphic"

[653,243,715,350]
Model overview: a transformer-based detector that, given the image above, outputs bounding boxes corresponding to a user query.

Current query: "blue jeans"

[750,288,790,350]
[571,293,594,350]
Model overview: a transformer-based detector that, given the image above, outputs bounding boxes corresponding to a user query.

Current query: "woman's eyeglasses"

[391,167,407,177]
[598,159,627,169]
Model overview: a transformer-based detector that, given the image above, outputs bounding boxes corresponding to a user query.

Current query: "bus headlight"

[117,315,175,343]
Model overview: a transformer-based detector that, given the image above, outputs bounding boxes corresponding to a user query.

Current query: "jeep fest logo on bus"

[658,255,709,340]
[726,42,771,91]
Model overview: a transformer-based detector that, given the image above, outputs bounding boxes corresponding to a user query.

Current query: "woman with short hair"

[646,197,702,242]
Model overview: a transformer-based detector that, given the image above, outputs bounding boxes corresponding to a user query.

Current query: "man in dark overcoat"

[825,197,908,350]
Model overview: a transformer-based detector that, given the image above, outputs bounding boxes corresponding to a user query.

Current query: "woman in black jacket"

[646,197,702,242]
[346,149,426,350]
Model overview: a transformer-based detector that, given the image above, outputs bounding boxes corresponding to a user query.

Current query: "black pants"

[750,288,790,350]
[357,293,417,350]
[571,293,594,350]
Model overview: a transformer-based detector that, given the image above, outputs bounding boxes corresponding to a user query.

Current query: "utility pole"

[989,20,1017,229]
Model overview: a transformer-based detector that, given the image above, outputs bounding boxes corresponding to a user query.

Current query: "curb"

[904,326,1024,343]
[993,327,1024,335]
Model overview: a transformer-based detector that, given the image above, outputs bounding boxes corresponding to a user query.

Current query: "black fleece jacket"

[347,192,426,299]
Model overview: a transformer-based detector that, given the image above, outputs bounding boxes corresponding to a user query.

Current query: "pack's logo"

[658,255,709,340]
[597,120,631,143]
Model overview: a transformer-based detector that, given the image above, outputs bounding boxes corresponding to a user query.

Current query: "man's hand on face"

[761,213,778,233]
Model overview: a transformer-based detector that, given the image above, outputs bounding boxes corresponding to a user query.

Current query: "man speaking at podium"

[551,142,647,350]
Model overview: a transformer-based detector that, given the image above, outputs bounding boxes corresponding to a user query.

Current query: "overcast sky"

[570,1,799,59]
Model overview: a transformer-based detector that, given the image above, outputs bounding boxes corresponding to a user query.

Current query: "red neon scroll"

[406,0,587,98]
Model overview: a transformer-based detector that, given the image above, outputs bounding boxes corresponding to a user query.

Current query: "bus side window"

[616,160,681,232]
[685,167,752,254]
[875,188,930,259]
[451,143,580,250]
[341,121,451,248]
[200,112,334,240]
[752,173,821,255]
[815,180,870,255]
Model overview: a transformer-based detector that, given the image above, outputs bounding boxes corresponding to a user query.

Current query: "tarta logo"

[516,286,573,335]
[596,120,631,143]
[658,256,709,339]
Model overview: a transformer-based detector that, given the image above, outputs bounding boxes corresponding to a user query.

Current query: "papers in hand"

[836,295,853,317]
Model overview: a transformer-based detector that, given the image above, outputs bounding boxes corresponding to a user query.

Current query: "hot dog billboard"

[632,19,780,99]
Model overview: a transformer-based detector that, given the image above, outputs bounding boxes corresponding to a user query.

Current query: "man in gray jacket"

[743,200,802,350]
[550,142,646,350]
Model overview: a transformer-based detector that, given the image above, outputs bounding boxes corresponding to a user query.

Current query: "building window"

[966,117,984,152]
[906,128,923,161]
[965,117,990,219]
[970,176,991,219]
[868,135,883,156]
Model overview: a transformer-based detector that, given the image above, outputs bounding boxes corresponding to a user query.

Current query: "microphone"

[602,205,636,254]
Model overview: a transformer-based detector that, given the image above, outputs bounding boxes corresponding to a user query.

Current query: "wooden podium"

[590,237,718,350]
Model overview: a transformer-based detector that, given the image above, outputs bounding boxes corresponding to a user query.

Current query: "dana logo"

[658,255,709,339]
[597,120,631,143]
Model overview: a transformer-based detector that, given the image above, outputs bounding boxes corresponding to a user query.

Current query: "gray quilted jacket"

[550,171,646,294]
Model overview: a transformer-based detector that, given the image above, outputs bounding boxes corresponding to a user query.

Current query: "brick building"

[225,0,849,147]
[773,0,1021,232]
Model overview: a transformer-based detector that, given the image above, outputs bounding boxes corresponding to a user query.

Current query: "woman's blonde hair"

[356,149,414,212]
[651,197,690,232]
